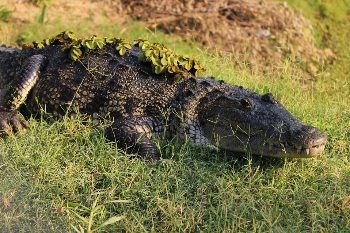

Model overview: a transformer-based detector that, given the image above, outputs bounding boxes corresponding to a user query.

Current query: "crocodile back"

[27,45,185,120]
[0,45,23,89]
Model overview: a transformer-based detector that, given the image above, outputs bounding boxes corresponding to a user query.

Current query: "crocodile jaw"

[203,124,327,158]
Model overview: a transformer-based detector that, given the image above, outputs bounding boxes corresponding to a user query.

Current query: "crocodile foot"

[104,117,161,161]
[0,109,28,137]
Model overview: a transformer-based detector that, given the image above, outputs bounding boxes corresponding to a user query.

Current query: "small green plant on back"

[135,39,205,78]
[30,31,205,80]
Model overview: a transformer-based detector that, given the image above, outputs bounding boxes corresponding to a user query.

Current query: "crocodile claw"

[0,110,28,136]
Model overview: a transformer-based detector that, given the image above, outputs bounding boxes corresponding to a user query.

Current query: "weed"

[36,3,47,24]
[30,0,50,6]
[66,196,127,232]
[0,6,11,22]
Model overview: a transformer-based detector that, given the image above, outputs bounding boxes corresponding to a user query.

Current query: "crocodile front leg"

[104,117,164,161]
[0,54,45,136]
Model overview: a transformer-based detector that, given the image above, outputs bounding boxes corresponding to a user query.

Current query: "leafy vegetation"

[31,31,204,79]
[0,0,349,232]
[136,39,204,77]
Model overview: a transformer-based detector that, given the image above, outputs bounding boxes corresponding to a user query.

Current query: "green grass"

[281,0,350,101]
[1,118,349,232]
[0,6,11,22]
[0,1,350,232]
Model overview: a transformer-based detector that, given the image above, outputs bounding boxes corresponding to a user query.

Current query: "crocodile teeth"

[305,149,310,155]
[296,145,302,154]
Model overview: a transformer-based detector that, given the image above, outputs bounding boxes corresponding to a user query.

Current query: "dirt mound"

[118,0,335,75]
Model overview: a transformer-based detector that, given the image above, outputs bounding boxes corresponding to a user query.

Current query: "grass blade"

[97,215,126,229]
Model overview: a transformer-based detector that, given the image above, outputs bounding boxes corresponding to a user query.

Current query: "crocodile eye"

[262,93,276,104]
[240,98,252,109]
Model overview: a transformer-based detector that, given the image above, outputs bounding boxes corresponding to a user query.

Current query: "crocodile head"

[197,83,327,158]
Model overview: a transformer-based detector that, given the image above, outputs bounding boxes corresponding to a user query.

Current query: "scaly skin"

[0,39,327,160]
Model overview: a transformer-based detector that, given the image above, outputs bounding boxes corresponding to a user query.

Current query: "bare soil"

[117,0,336,75]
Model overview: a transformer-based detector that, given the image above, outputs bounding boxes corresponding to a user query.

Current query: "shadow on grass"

[157,138,288,173]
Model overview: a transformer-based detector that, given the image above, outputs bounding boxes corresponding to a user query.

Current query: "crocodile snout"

[307,136,327,157]
[291,125,327,157]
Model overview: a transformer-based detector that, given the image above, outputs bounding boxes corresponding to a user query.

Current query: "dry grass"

[115,0,336,76]
[0,0,125,44]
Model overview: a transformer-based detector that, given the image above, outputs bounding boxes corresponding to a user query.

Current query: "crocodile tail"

[3,54,45,111]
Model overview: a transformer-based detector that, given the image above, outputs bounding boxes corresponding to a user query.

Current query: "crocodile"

[0,32,327,160]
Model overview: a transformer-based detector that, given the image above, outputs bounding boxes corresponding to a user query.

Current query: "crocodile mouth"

[199,112,328,158]
[262,137,327,158]
[208,126,327,158]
